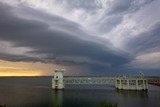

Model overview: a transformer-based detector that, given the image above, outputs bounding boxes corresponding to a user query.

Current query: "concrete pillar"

[142,80,145,90]
[145,80,148,90]
[119,79,122,89]
[52,69,64,89]
[127,80,129,90]
[115,79,117,88]
[136,79,138,90]
[143,80,148,90]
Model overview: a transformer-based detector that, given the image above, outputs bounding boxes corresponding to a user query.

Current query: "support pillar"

[127,80,129,90]
[119,79,122,89]
[143,80,145,90]
[115,79,117,88]
[136,79,138,90]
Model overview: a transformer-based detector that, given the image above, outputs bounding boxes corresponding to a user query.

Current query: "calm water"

[0,77,160,107]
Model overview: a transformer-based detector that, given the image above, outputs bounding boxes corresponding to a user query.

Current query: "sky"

[0,0,160,76]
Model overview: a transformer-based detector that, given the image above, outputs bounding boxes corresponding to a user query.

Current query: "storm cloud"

[0,2,130,74]
[0,0,160,75]
[126,22,160,54]
[125,23,160,70]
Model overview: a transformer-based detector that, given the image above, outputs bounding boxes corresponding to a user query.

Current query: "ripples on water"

[0,77,160,107]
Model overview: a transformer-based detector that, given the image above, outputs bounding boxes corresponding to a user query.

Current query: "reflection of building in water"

[115,76,148,91]
[116,89,148,98]
[52,90,63,107]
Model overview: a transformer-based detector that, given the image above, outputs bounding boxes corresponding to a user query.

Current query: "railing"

[64,77,115,85]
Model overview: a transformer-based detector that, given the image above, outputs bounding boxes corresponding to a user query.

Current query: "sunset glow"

[0,71,43,76]
[0,66,44,76]
[0,60,57,76]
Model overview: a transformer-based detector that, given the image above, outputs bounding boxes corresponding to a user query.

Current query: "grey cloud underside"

[55,0,155,34]
[95,0,155,33]
[17,5,111,45]
[56,0,103,14]
[107,0,133,15]
[59,0,155,34]
[0,3,130,70]
[97,15,123,33]
[98,0,155,32]
[58,0,154,15]
[107,0,154,15]
[0,53,42,62]
[127,22,160,54]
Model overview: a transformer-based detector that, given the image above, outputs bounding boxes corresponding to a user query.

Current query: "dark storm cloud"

[17,6,86,36]
[15,5,110,45]
[126,22,160,54]
[0,3,130,71]
[0,53,42,62]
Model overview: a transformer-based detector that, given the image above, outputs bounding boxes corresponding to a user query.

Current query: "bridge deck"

[63,76,115,84]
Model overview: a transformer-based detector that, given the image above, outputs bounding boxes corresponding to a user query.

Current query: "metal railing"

[63,77,115,85]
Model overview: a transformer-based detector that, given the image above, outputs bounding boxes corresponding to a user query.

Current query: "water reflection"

[51,89,119,107]
[116,90,148,98]
[0,77,160,107]
[52,90,63,107]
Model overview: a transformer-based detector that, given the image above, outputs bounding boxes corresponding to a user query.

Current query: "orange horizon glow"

[0,66,45,76]
[0,71,44,76]
[0,60,64,76]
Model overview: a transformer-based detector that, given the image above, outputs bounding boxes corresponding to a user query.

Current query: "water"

[0,77,160,107]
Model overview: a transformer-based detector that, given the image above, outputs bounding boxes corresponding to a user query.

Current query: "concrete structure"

[115,76,148,91]
[52,69,64,89]
[52,69,148,91]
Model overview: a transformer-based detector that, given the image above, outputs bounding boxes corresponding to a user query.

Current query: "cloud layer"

[0,0,160,75]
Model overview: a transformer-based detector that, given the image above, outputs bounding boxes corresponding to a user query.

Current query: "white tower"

[52,69,65,89]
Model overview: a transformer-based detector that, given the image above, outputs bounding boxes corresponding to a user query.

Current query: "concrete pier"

[115,76,148,91]
[52,69,64,89]
[52,69,148,91]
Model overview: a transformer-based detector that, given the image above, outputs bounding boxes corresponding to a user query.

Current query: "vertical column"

[115,79,117,89]
[143,79,148,90]
[119,79,122,89]
[143,79,146,90]
[127,79,129,90]
[136,79,138,90]
[145,80,148,90]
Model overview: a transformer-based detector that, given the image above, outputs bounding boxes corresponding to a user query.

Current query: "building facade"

[115,77,148,91]
[52,69,64,89]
